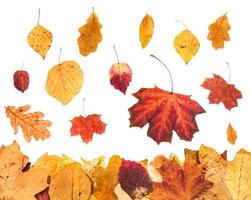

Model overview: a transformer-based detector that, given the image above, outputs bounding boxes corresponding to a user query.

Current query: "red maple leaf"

[70,114,106,143]
[109,63,132,94]
[201,74,242,110]
[13,70,29,93]
[128,87,205,144]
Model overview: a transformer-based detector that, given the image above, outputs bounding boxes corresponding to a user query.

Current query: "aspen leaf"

[139,14,154,48]
[77,10,102,56]
[208,14,231,49]
[174,29,200,64]
[5,105,52,142]
[45,61,84,105]
[227,123,237,145]
[27,25,53,59]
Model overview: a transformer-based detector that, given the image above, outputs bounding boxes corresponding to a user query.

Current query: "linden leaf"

[27,25,53,59]
[139,14,154,48]
[13,70,30,93]
[77,10,102,56]
[208,14,231,49]
[201,74,242,110]
[70,114,106,143]
[5,105,52,142]
[174,29,200,64]
[128,87,205,144]
[45,61,84,105]
[227,123,237,145]
[224,149,251,200]
[109,63,132,94]
[149,156,211,200]
[0,141,48,200]
[49,163,92,200]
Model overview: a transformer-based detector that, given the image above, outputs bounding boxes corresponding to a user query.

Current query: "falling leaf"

[128,87,205,144]
[5,105,52,142]
[49,163,92,200]
[13,70,30,93]
[77,10,102,56]
[45,61,84,105]
[227,123,237,145]
[201,74,242,110]
[149,156,211,200]
[208,14,231,49]
[109,63,132,94]
[174,29,200,64]
[139,14,154,48]
[0,141,48,199]
[27,25,53,59]
[70,114,106,143]
[119,159,152,199]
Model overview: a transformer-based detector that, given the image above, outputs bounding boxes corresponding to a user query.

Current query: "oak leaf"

[77,10,102,56]
[45,61,84,105]
[5,105,52,142]
[226,123,237,145]
[201,74,242,110]
[13,70,30,93]
[128,87,205,144]
[139,14,154,48]
[208,14,231,49]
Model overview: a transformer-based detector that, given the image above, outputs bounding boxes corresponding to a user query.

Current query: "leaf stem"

[21,61,25,70]
[83,98,86,115]
[226,62,231,82]
[37,8,41,25]
[113,45,120,64]
[175,20,188,30]
[150,54,174,93]
[92,6,94,14]
[58,47,62,64]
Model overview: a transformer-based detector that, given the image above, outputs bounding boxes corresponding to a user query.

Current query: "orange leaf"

[5,105,52,142]
[201,74,242,110]
[70,114,106,143]
[227,123,237,145]
[128,87,205,144]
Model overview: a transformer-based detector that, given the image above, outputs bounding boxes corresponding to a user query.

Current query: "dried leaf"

[128,87,205,144]
[35,187,50,200]
[208,14,231,49]
[77,11,102,56]
[139,14,154,48]
[201,74,242,110]
[174,29,200,64]
[45,61,84,105]
[27,25,53,59]
[5,105,51,142]
[13,70,29,93]
[227,123,237,145]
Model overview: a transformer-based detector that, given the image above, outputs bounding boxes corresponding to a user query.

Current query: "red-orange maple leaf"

[201,74,242,110]
[128,87,205,144]
[70,114,106,143]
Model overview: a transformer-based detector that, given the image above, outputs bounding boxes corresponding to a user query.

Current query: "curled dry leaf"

[5,105,52,142]
[227,123,237,145]
[109,63,132,94]
[129,87,205,144]
[77,10,102,56]
[208,14,231,49]
[201,74,242,110]
[139,14,154,48]
[27,25,53,59]
[13,70,30,93]
[45,61,84,105]
[174,29,200,64]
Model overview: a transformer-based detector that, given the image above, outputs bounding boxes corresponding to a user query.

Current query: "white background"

[0,0,249,163]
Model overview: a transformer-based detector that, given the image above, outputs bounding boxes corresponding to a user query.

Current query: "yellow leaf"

[139,14,154,48]
[81,156,105,173]
[77,11,102,57]
[227,123,237,145]
[45,61,84,105]
[27,25,53,59]
[174,29,200,64]
[49,163,92,200]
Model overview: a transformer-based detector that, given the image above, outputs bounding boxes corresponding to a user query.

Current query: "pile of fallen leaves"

[1,141,250,200]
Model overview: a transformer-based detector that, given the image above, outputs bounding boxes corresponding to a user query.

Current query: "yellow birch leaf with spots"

[227,123,237,145]
[139,14,154,48]
[45,61,84,105]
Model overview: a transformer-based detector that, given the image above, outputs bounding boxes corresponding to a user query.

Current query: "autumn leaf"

[13,70,29,93]
[139,14,154,48]
[77,8,102,57]
[45,60,84,105]
[148,156,211,200]
[129,87,205,144]
[227,123,237,145]
[49,163,92,200]
[35,187,50,200]
[208,14,231,49]
[5,105,52,142]
[201,74,242,110]
[0,141,48,200]
[70,114,106,143]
